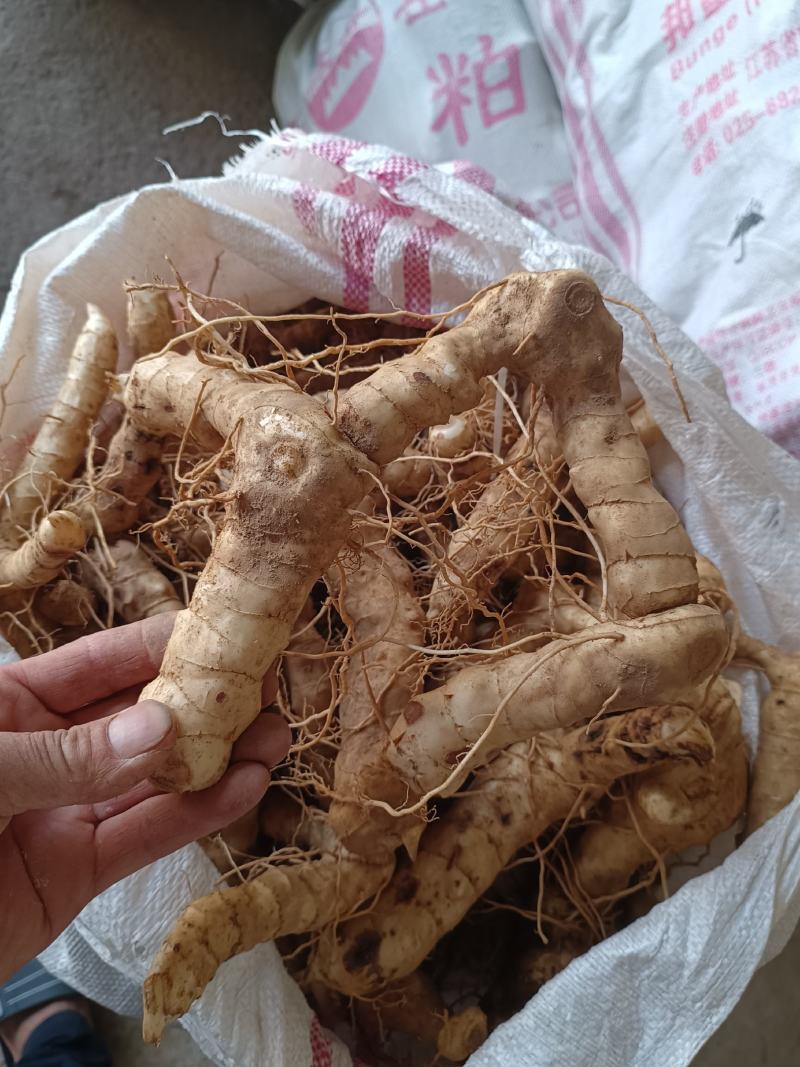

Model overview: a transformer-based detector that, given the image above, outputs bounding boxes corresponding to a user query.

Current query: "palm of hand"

[0,616,287,982]
[1,680,98,960]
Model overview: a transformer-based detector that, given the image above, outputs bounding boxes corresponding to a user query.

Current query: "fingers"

[5,625,277,721]
[0,701,176,817]
[68,685,146,727]
[92,714,290,822]
[231,712,291,766]
[7,614,177,713]
[69,671,279,730]
[92,779,161,821]
[94,762,271,891]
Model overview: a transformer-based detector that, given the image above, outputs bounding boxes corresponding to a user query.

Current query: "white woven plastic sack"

[1,130,795,1066]
[273,0,587,246]
[527,0,800,455]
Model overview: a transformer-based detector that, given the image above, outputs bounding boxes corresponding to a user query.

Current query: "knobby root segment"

[126,287,175,359]
[337,270,698,618]
[0,511,87,589]
[74,423,163,538]
[327,531,425,858]
[0,304,117,543]
[353,970,488,1062]
[311,704,712,997]
[84,540,182,622]
[737,634,800,834]
[427,406,562,635]
[364,603,728,824]
[142,840,392,1044]
[567,681,746,903]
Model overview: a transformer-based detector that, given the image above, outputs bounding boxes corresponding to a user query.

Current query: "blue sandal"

[0,962,75,1023]
[0,962,110,1066]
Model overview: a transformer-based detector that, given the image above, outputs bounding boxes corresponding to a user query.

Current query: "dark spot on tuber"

[344,929,382,973]
[499,812,511,826]
[413,371,432,386]
[215,691,227,704]
[405,701,423,725]
[163,403,175,413]
[393,869,419,904]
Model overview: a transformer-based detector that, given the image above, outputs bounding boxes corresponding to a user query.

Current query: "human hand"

[0,614,289,983]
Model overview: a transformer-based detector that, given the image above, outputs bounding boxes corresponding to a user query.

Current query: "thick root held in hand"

[117,355,371,791]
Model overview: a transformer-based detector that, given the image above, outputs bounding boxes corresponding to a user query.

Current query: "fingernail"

[108,700,173,758]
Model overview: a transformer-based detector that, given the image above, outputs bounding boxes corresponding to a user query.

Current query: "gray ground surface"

[1,1,797,1064]
[0,0,298,302]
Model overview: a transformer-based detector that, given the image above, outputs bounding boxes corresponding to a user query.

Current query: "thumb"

[0,700,175,818]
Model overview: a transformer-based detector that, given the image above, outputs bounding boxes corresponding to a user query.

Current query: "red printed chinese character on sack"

[679,99,691,117]
[761,40,781,69]
[701,0,728,17]
[473,35,525,128]
[724,89,738,108]
[782,28,799,58]
[695,112,708,137]
[710,100,723,120]
[428,52,471,145]
[684,125,698,148]
[721,60,735,80]
[553,182,580,221]
[704,138,718,165]
[394,0,446,26]
[662,0,694,53]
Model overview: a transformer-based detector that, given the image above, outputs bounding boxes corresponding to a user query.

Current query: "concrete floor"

[0,0,298,303]
[0,1,797,1064]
